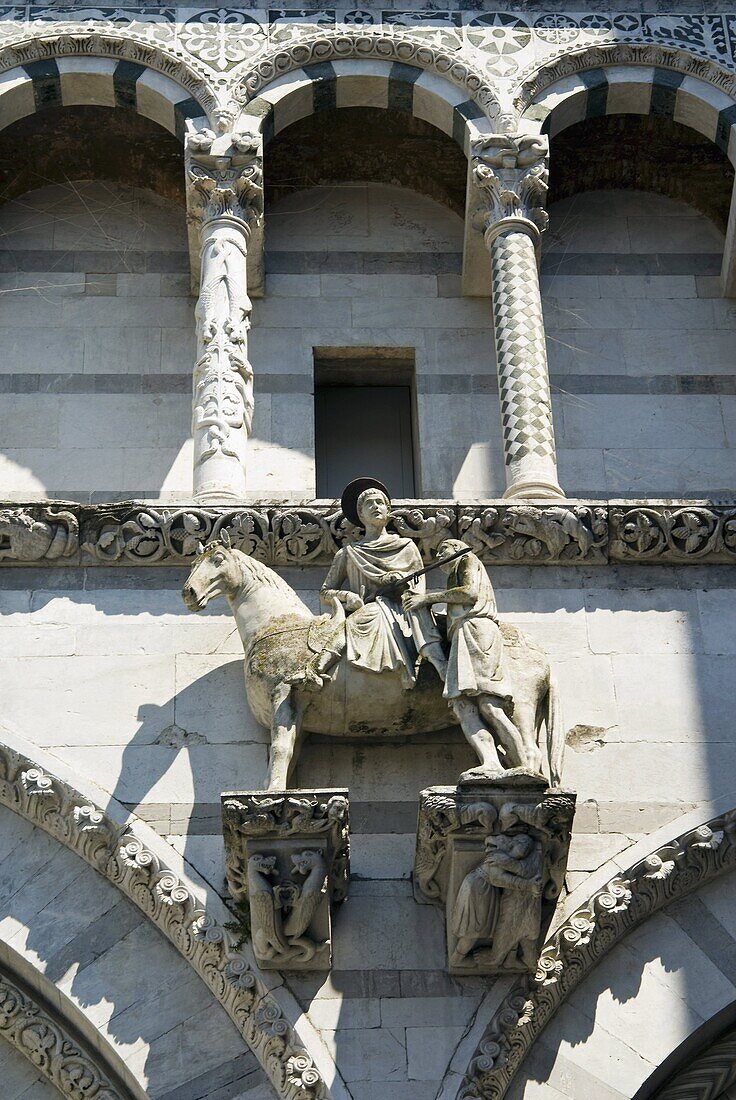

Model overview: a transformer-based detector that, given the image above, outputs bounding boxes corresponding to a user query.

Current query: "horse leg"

[489,697,543,774]
[477,695,536,772]
[265,684,301,791]
[451,697,504,778]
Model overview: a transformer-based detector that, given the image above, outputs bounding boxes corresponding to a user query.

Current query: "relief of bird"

[247,854,289,961]
[283,850,328,962]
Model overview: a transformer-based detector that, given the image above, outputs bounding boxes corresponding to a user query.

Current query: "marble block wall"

[0,180,733,501]
[1,561,733,1097]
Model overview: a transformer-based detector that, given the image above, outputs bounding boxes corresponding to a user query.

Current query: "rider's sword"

[369,545,472,603]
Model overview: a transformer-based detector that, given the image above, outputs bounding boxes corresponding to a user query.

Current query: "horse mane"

[235,548,300,601]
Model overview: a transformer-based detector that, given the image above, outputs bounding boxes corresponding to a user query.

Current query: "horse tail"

[544,672,565,786]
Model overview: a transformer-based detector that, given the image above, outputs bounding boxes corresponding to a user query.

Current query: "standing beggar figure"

[291,478,448,690]
[403,538,559,781]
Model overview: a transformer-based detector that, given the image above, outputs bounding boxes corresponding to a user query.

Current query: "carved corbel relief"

[222,790,350,971]
[415,783,575,976]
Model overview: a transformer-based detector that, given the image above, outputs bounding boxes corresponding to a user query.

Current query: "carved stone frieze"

[0,742,331,1100]
[415,784,575,976]
[0,501,731,568]
[0,970,124,1100]
[459,503,609,563]
[0,506,78,562]
[458,814,736,1100]
[221,790,349,971]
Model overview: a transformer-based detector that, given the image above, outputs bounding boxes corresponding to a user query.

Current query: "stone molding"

[0,30,219,122]
[0,500,732,567]
[514,41,736,117]
[456,811,736,1100]
[231,29,501,124]
[0,968,129,1100]
[0,737,343,1100]
[655,1025,736,1099]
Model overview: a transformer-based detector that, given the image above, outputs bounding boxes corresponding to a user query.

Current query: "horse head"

[182,529,243,611]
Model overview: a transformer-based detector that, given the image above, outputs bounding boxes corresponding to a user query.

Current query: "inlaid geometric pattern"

[490,230,557,465]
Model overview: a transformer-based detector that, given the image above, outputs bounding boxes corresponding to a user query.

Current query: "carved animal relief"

[221,790,349,971]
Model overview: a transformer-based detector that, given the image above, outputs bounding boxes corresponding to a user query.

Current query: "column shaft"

[193,218,252,502]
[185,131,263,503]
[489,227,562,499]
[472,133,564,500]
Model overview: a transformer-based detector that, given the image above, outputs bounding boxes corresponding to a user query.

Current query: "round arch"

[0,33,215,139]
[0,725,349,1100]
[441,797,736,1100]
[0,937,145,1100]
[515,47,736,167]
[234,32,500,155]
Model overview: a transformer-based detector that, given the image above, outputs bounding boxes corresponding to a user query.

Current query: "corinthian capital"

[472,133,549,245]
[186,130,264,232]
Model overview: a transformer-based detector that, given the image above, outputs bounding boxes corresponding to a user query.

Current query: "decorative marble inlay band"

[0,501,734,567]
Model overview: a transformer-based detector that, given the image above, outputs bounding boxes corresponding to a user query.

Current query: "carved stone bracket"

[222,790,350,972]
[415,784,575,977]
[0,500,734,567]
[458,812,736,1100]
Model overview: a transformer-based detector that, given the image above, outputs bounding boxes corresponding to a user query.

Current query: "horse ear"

[195,540,204,555]
[220,528,231,548]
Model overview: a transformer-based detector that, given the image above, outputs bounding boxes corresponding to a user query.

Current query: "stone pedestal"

[221,789,349,971]
[414,780,575,976]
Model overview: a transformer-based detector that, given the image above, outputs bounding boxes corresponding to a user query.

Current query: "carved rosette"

[221,790,350,971]
[415,784,575,976]
[186,130,264,504]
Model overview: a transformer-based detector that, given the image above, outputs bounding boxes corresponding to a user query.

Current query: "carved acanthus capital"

[186,129,264,233]
[471,133,549,246]
[415,783,575,976]
[221,790,350,971]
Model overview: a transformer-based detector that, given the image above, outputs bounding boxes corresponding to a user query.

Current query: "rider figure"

[293,478,448,690]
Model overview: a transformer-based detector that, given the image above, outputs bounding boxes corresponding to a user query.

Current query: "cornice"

[0,500,734,567]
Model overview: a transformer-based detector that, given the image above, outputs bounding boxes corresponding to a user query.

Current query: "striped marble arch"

[238,58,493,155]
[522,64,736,165]
[0,56,209,139]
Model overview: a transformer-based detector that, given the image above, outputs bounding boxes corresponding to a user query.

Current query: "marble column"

[185,131,263,503]
[472,134,564,500]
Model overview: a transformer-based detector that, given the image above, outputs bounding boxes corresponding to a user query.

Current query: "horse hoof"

[458,767,505,785]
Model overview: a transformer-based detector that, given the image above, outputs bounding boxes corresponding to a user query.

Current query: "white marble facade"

[0,5,736,1100]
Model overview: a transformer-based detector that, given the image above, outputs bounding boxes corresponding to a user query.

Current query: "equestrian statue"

[182,478,565,790]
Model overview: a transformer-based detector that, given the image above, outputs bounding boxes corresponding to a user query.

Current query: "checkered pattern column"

[489,228,564,499]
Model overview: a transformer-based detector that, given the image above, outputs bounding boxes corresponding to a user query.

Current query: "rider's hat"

[341,477,391,527]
